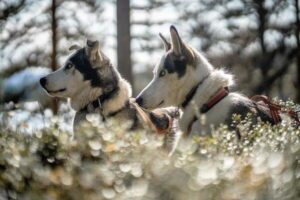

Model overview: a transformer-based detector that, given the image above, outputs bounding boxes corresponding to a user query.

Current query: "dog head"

[40,40,119,109]
[148,107,181,132]
[136,25,212,109]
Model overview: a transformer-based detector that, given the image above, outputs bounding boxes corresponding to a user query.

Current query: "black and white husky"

[136,26,276,136]
[40,40,179,151]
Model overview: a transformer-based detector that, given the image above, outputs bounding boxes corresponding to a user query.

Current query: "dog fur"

[40,40,180,152]
[136,26,275,136]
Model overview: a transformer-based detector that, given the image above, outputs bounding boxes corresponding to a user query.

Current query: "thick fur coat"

[136,26,275,136]
[40,40,180,153]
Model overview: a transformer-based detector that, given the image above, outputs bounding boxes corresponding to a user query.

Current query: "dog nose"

[40,77,47,88]
[135,97,143,106]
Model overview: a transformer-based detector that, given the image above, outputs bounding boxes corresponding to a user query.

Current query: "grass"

[0,101,299,200]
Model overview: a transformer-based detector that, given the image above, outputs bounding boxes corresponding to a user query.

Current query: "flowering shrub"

[0,101,299,200]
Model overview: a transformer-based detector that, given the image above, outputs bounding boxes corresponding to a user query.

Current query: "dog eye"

[65,63,73,70]
[159,69,167,77]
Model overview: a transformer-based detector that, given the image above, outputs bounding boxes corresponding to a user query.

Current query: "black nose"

[135,97,143,106]
[40,77,47,88]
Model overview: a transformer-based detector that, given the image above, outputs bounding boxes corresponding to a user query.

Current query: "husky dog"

[136,26,275,136]
[40,40,179,151]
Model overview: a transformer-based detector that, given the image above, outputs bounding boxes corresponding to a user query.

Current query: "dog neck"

[175,51,213,107]
[182,69,234,110]
[180,74,210,108]
[100,79,132,116]
[70,85,103,111]
[71,78,132,115]
[179,69,235,134]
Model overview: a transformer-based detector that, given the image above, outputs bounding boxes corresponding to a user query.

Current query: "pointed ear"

[69,44,81,51]
[159,33,171,51]
[85,39,100,62]
[170,25,183,56]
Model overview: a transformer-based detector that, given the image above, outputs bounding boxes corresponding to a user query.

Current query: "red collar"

[200,87,229,113]
[187,87,229,134]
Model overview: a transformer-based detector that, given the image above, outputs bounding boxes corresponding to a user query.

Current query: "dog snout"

[40,77,47,88]
[135,97,144,106]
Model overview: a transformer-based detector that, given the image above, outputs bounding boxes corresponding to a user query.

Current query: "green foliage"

[0,107,300,199]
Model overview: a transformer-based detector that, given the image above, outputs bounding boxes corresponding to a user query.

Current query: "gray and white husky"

[40,40,179,151]
[136,26,275,136]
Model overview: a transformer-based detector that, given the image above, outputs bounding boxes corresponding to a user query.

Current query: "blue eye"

[65,63,73,70]
[159,69,167,77]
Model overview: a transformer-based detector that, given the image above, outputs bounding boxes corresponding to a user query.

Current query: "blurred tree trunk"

[117,0,133,92]
[253,0,269,95]
[51,0,58,114]
[295,0,300,103]
[254,0,266,55]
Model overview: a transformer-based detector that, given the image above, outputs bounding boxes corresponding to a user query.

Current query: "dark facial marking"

[163,52,187,78]
[149,112,169,130]
[68,48,103,87]
[67,48,119,94]
[64,62,74,70]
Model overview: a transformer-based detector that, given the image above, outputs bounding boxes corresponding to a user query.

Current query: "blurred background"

[1,2,300,199]
[0,0,299,114]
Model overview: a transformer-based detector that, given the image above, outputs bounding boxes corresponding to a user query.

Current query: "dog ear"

[69,44,81,51]
[86,39,110,64]
[159,33,171,52]
[86,39,100,62]
[170,26,195,64]
[170,25,184,56]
